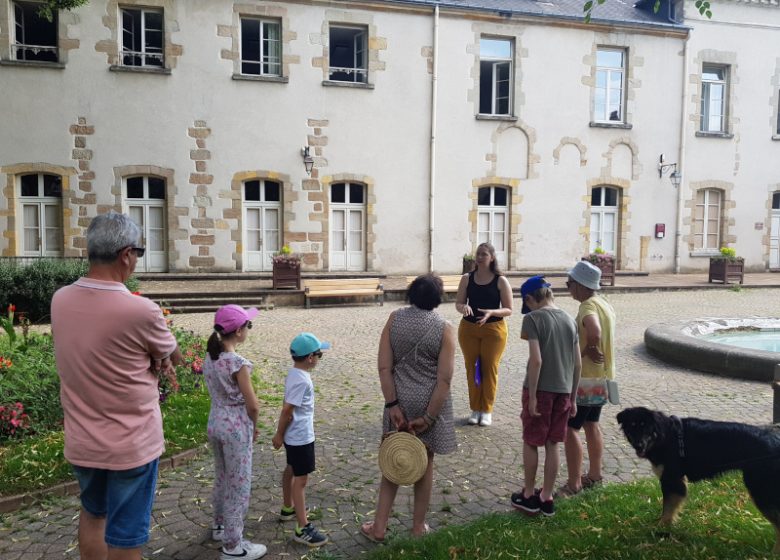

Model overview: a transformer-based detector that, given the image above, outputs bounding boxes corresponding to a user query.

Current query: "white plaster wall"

[8,0,777,275]
[681,0,780,271]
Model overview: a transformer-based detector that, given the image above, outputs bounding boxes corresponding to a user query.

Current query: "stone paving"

[1,288,777,560]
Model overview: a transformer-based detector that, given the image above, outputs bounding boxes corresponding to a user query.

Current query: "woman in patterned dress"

[360,274,457,543]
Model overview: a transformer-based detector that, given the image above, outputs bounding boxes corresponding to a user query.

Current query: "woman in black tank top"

[455,243,513,426]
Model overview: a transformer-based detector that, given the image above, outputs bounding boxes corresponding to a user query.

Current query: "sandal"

[581,474,603,489]
[360,521,385,544]
[554,483,582,499]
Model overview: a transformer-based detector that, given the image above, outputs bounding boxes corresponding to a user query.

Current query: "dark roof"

[373,0,686,29]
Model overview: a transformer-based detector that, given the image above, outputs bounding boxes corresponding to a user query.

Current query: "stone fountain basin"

[644,317,780,382]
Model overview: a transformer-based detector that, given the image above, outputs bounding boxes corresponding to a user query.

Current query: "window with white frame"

[125,176,167,272]
[590,186,619,254]
[328,25,367,83]
[477,186,509,268]
[240,17,281,76]
[121,7,164,67]
[776,91,780,135]
[19,173,63,257]
[700,65,728,133]
[693,189,722,251]
[479,37,512,116]
[594,48,625,122]
[12,1,58,62]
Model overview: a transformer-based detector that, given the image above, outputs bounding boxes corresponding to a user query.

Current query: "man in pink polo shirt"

[52,211,181,560]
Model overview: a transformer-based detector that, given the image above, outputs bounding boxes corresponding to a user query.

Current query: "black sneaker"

[539,497,555,517]
[510,489,541,514]
[293,523,328,547]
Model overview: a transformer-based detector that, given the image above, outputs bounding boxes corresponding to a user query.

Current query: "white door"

[126,176,167,272]
[19,174,62,257]
[771,193,780,269]
[590,186,618,254]
[477,186,509,268]
[329,183,365,271]
[243,180,281,271]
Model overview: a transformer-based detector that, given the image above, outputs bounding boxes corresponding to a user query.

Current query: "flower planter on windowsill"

[581,256,615,287]
[708,258,744,284]
[272,259,301,290]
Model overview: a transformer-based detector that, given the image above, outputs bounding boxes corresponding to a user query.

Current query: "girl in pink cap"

[204,304,267,560]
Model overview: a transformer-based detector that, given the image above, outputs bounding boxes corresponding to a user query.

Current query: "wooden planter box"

[462,259,476,274]
[272,260,301,289]
[582,257,615,287]
[708,258,744,284]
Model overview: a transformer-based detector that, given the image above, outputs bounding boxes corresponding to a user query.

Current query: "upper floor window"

[13,1,58,62]
[701,64,728,133]
[479,37,512,116]
[595,48,625,122]
[240,17,281,76]
[121,7,163,68]
[693,188,722,251]
[329,25,367,83]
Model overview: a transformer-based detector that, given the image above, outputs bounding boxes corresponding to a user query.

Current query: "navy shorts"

[72,458,159,548]
[568,404,603,430]
[285,442,315,477]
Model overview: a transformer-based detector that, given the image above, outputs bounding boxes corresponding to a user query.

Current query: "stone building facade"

[0,0,778,274]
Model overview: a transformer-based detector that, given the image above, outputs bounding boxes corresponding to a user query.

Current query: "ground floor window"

[329,182,365,271]
[590,186,619,254]
[19,173,62,257]
[477,186,509,269]
[243,179,281,271]
[125,176,167,272]
[693,188,722,251]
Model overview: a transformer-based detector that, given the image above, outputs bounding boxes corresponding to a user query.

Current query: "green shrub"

[0,259,138,322]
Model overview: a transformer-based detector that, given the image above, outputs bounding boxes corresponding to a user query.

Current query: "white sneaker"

[479,412,493,426]
[468,410,481,425]
[211,524,224,541]
[221,540,267,560]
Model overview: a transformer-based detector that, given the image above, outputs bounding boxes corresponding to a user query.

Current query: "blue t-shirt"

[283,367,315,446]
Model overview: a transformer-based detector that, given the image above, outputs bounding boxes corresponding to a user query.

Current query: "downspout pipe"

[428,4,439,272]
[674,31,689,274]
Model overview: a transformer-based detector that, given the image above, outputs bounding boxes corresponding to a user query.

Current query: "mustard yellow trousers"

[458,319,508,414]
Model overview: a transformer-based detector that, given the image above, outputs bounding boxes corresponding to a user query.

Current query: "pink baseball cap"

[214,304,258,333]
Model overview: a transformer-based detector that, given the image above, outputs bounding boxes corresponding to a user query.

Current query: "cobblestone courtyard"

[1,289,776,559]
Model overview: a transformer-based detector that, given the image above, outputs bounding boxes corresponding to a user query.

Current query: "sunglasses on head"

[245,321,253,330]
[313,351,323,358]
[119,246,146,257]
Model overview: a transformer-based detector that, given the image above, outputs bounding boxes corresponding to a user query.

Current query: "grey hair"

[87,211,142,264]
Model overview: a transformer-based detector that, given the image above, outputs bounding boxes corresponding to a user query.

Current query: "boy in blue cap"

[510,276,581,517]
[272,332,331,547]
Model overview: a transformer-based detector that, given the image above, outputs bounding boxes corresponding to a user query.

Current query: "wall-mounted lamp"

[301,146,314,175]
[658,154,682,188]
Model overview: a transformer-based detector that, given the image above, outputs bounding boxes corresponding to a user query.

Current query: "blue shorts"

[72,458,159,548]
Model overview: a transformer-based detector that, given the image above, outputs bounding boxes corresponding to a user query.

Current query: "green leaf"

[653,0,661,13]
[705,9,712,17]
[584,1,593,12]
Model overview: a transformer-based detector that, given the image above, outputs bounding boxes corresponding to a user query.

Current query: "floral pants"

[208,406,254,549]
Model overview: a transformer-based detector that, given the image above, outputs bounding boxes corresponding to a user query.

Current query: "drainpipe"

[673,32,689,274]
[428,4,439,272]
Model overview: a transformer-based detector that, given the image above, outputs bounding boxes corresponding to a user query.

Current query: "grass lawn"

[364,474,777,560]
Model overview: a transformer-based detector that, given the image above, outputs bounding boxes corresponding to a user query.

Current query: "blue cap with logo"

[290,332,332,358]
[520,275,551,314]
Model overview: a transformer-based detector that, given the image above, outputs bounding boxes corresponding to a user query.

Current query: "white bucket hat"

[568,261,602,291]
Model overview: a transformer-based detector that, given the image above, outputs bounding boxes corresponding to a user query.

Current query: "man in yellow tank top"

[558,261,616,498]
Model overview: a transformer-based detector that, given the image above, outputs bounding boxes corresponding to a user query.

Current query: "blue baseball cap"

[290,332,331,358]
[520,275,551,314]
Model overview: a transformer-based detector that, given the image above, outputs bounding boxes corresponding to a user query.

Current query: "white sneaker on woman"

[479,413,493,426]
[468,410,481,425]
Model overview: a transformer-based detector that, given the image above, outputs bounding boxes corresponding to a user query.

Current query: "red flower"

[8,304,15,313]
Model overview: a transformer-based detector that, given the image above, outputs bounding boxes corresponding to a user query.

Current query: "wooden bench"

[303,278,384,309]
[405,274,463,294]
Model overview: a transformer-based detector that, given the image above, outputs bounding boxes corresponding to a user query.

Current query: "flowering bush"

[272,245,302,268]
[713,246,743,262]
[585,247,614,266]
[0,402,30,439]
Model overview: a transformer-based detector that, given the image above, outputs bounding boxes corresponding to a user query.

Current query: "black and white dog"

[617,406,780,553]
